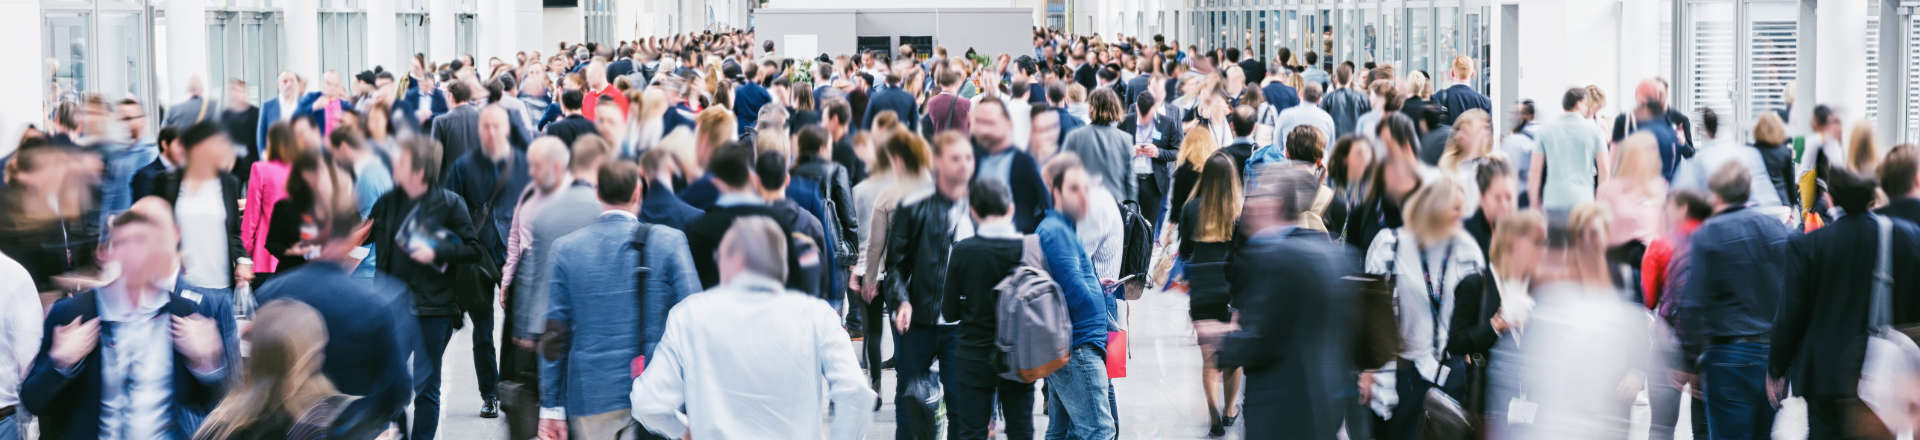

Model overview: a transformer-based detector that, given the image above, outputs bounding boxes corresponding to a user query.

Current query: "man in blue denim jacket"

[1035,153,1117,439]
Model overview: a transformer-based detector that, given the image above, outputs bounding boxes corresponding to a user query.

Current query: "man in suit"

[20,200,239,440]
[863,70,917,133]
[1118,93,1182,234]
[1123,58,1154,110]
[543,89,598,148]
[441,105,530,419]
[638,148,704,231]
[606,46,638,85]
[1433,55,1492,126]
[1222,105,1260,171]
[1072,51,1098,91]
[255,71,320,163]
[1201,164,1354,439]
[539,160,701,440]
[431,81,485,179]
[129,127,182,203]
[1773,166,1920,439]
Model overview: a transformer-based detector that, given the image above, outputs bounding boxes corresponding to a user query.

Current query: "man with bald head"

[498,137,606,430]
[581,59,629,123]
[442,104,532,419]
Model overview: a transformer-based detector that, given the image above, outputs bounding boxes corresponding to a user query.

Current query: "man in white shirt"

[1275,83,1338,155]
[0,252,40,440]
[630,217,874,440]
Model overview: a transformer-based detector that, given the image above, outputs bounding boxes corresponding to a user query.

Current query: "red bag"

[1105,330,1128,378]
[631,355,647,378]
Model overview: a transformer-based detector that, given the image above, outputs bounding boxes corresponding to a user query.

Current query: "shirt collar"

[976,220,1019,239]
[601,209,638,221]
[725,272,786,293]
[715,192,763,207]
[1232,136,1256,145]
[99,276,175,322]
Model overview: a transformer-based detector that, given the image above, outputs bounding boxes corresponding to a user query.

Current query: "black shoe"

[1222,414,1236,427]
[1208,421,1226,437]
[874,396,884,412]
[480,398,500,418]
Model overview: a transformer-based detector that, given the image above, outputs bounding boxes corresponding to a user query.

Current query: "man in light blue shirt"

[1274,83,1337,154]
[328,127,393,278]
[1672,110,1781,207]
[1530,87,1611,211]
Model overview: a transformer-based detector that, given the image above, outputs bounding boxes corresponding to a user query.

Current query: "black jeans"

[857,293,884,392]
[894,324,960,439]
[465,305,499,401]
[413,316,457,440]
[948,354,1035,440]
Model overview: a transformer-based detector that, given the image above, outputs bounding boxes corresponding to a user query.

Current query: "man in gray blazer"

[540,160,702,440]
[431,81,485,178]
[164,76,216,129]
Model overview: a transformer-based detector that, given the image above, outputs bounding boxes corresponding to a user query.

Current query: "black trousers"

[465,304,500,401]
[1806,397,1893,440]
[949,356,1036,440]
[856,290,885,393]
[1137,174,1167,236]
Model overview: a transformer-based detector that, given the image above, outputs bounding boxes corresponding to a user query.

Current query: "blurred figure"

[1673,108,1780,209]
[1201,163,1355,439]
[1751,113,1799,211]
[966,99,1050,234]
[1463,158,1517,260]
[1181,151,1245,436]
[1490,203,1652,440]
[193,300,350,440]
[254,159,418,439]
[21,197,239,439]
[156,122,250,296]
[0,140,100,296]
[1644,190,1713,440]
[1461,210,1547,428]
[130,126,182,202]
[443,105,531,417]
[540,160,699,440]
[1773,165,1920,439]
[366,135,483,440]
[1677,162,1793,440]
[543,90,595,148]
[220,80,261,183]
[163,76,212,129]
[241,123,301,286]
[260,149,337,277]
[100,98,156,224]
[327,126,394,278]
[1595,133,1669,293]
[1165,126,1220,236]
[636,147,703,230]
[879,131,974,438]
[0,249,39,440]
[1500,100,1538,207]
[1360,176,1485,439]
[1531,87,1611,212]
[629,217,875,439]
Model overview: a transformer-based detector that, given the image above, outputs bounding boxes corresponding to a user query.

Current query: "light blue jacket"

[541,212,702,417]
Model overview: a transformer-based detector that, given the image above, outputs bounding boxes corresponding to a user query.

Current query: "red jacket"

[582,85,630,122]
[1640,219,1701,308]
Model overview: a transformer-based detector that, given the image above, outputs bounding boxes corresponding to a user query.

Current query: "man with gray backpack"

[943,179,1068,440]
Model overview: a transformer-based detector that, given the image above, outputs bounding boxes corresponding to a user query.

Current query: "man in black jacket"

[969,98,1051,233]
[367,135,483,440]
[1678,163,1793,440]
[542,89,597,148]
[1774,166,1920,439]
[1201,164,1354,439]
[1222,105,1259,172]
[883,131,974,437]
[863,69,917,133]
[683,141,796,289]
[440,105,529,418]
[755,150,831,302]
[943,179,1035,440]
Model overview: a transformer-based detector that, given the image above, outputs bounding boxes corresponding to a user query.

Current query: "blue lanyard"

[1419,242,1453,359]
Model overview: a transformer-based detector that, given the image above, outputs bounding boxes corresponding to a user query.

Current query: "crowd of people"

[0,24,1917,440]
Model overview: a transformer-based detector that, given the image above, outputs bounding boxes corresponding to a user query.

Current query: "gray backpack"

[995,235,1074,383]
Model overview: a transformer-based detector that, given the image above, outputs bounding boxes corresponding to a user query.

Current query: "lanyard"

[1419,242,1453,360]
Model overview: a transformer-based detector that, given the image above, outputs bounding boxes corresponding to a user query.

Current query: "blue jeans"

[1045,345,1114,440]
[894,323,960,439]
[1701,342,1773,440]
[413,316,457,440]
[0,411,23,440]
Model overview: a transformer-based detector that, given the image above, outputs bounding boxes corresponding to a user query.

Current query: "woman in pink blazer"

[241,122,303,286]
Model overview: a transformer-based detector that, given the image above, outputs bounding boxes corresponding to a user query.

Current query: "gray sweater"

[1059,123,1137,204]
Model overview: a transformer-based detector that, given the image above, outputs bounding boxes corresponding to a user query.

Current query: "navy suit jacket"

[21,280,240,440]
[864,86,919,132]
[128,158,168,201]
[1261,83,1300,111]
[641,181,706,231]
[975,146,1052,233]
[254,92,323,157]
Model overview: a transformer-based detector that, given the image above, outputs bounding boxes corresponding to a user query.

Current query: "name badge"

[181,290,204,304]
[1507,398,1539,425]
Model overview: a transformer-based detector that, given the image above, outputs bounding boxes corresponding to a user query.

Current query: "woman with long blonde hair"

[1848,120,1881,173]
[1182,151,1245,435]
[1168,125,1221,231]
[1596,132,1669,251]
[195,301,352,440]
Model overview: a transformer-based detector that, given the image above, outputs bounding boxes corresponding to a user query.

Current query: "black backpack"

[1117,200,1153,300]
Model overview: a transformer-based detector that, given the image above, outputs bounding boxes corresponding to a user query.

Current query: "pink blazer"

[242,160,291,274]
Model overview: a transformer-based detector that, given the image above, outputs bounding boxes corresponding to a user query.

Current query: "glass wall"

[397,0,428,69]
[208,7,283,106]
[456,0,477,59]
[318,0,366,77]
[42,0,154,113]
[1177,0,1488,88]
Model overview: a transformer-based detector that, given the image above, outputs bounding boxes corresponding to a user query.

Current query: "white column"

[516,0,543,56]
[1815,0,1867,134]
[0,0,40,146]
[1619,0,1660,90]
[284,0,322,86]
[430,0,457,62]
[164,0,208,104]
[368,0,397,70]
[480,0,516,64]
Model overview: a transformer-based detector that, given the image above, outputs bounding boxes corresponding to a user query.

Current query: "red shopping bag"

[630,355,646,378]
[1105,330,1128,378]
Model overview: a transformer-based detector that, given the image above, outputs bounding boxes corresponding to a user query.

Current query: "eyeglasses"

[121,114,145,122]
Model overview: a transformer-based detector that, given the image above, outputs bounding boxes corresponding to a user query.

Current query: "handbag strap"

[1871,214,1894,333]
[631,221,655,356]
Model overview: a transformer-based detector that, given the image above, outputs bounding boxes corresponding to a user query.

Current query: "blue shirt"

[1634,118,1685,181]
[1037,210,1111,352]
[978,147,1017,186]
[733,83,773,137]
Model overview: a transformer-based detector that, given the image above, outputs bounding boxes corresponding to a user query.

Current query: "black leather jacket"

[885,191,960,325]
[791,155,858,259]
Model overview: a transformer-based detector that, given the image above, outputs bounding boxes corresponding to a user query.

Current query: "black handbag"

[1350,229,1403,369]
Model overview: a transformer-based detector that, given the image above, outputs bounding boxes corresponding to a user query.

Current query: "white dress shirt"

[0,253,41,411]
[175,180,231,289]
[630,274,875,440]
[1078,186,1123,281]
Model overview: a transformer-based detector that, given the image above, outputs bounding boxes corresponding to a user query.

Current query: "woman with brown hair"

[1181,151,1244,436]
[195,300,356,440]
[1751,112,1799,209]
[241,122,304,287]
[262,149,339,278]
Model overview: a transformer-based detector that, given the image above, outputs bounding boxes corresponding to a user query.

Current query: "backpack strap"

[631,221,655,357]
[1021,235,1046,271]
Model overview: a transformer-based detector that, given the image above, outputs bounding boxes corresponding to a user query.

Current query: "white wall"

[0,0,39,155]
[767,0,1018,8]
[164,0,207,104]
[368,0,397,71]
[754,8,1032,59]
[515,0,544,56]
[544,7,583,48]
